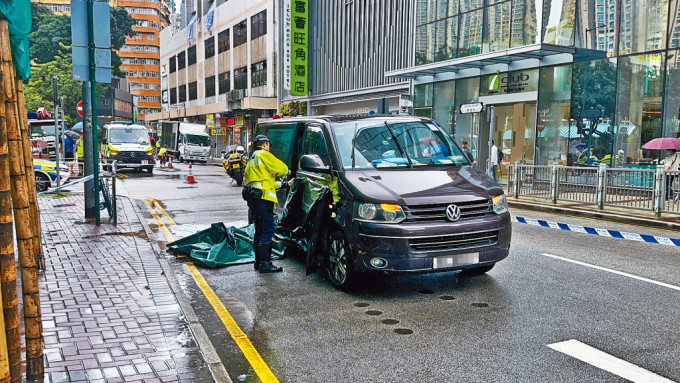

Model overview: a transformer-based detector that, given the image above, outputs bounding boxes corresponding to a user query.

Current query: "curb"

[121,194,233,383]
[508,200,680,232]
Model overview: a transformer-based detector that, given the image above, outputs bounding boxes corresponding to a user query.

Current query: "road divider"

[512,216,680,247]
[548,339,675,382]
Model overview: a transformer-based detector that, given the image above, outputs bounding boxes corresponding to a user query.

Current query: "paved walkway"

[38,193,215,382]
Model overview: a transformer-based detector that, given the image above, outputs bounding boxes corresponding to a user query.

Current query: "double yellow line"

[134,196,279,383]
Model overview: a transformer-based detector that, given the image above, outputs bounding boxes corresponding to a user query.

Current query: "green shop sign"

[288,0,308,96]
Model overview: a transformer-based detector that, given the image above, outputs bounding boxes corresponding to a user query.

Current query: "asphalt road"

[120,162,680,383]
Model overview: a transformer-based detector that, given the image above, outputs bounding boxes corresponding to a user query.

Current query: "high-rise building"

[113,0,171,122]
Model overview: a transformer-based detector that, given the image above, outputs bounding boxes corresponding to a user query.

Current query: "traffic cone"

[167,154,173,169]
[185,163,197,184]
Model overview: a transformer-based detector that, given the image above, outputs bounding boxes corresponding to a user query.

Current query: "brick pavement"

[38,193,214,383]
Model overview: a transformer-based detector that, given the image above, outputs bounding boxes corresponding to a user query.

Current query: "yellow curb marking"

[185,263,280,383]
[151,198,177,226]
[133,196,175,242]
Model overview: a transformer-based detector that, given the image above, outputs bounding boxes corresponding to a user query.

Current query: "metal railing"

[508,162,680,216]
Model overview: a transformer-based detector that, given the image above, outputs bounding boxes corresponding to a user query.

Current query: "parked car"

[33,159,70,192]
[256,115,512,290]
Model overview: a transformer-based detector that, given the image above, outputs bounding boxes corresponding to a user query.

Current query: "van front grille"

[118,151,144,162]
[409,230,498,252]
[403,200,492,222]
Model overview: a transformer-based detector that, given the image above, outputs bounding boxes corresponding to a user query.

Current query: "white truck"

[160,121,211,163]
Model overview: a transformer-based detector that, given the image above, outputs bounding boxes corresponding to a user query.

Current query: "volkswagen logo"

[445,204,461,222]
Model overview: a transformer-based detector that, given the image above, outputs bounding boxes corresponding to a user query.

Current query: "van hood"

[341,166,502,205]
[109,143,152,152]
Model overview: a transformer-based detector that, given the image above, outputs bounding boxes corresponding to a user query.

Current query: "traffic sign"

[459,102,484,114]
[77,101,84,117]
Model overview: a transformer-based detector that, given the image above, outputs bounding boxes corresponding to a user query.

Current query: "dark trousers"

[64,152,74,160]
[248,194,275,246]
[667,175,676,200]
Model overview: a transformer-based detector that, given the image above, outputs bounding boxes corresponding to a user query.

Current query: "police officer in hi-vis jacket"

[243,135,288,273]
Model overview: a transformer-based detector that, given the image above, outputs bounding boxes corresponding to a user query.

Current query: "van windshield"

[109,128,149,145]
[331,121,470,169]
[186,134,210,146]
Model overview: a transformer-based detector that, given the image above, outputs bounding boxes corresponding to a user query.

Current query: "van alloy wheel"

[326,230,355,289]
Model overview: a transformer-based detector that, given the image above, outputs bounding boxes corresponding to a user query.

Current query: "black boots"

[258,243,282,273]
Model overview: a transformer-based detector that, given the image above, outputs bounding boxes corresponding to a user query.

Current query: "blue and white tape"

[37,175,93,195]
[512,216,680,247]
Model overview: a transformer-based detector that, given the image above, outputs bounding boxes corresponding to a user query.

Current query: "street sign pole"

[87,0,100,225]
[52,76,61,188]
[82,81,95,218]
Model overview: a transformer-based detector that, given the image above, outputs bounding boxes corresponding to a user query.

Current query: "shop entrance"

[477,101,537,183]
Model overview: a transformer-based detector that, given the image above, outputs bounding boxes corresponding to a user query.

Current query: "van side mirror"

[300,154,331,174]
[101,138,107,145]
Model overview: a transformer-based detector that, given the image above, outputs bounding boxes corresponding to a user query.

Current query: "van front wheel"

[325,229,357,290]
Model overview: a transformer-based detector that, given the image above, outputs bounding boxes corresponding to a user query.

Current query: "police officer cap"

[253,135,270,148]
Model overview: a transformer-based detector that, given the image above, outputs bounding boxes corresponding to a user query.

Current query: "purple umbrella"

[641,137,680,150]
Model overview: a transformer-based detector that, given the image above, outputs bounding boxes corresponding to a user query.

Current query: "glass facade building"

[396,0,680,179]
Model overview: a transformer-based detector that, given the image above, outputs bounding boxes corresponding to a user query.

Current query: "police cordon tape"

[511,216,680,247]
[37,175,94,196]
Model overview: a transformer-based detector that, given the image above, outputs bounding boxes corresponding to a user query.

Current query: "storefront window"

[433,80,456,134]
[663,49,680,138]
[483,1,511,53]
[619,0,668,55]
[414,83,433,117]
[542,0,575,46]
[616,53,665,165]
[511,0,542,46]
[458,9,484,57]
[453,77,480,150]
[571,58,618,166]
[537,64,572,165]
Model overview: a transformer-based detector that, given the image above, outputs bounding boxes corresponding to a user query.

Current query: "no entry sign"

[77,100,83,117]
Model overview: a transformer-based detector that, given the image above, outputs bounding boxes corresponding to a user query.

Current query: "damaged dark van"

[257,115,511,290]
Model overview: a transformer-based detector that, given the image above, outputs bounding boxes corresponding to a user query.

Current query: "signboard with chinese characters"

[233,127,241,144]
[289,0,308,96]
[206,114,215,129]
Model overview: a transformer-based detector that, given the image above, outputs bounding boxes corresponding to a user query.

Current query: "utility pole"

[83,81,95,218]
[60,96,66,161]
[52,76,61,187]
[87,0,100,225]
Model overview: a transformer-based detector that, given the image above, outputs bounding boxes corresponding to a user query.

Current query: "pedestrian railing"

[508,163,680,216]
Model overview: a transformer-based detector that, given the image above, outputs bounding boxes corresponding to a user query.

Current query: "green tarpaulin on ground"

[0,0,32,80]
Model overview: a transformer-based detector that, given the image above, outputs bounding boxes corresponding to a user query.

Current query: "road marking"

[186,263,279,383]
[134,196,175,242]
[151,198,177,226]
[541,253,680,292]
[548,339,675,383]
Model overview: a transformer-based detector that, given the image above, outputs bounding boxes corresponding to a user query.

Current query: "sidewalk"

[38,193,216,382]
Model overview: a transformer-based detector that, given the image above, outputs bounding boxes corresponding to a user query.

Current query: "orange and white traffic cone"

[167,154,173,169]
[185,163,197,184]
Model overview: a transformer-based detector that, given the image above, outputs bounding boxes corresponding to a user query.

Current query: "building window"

[177,51,186,70]
[234,67,247,89]
[147,33,155,40]
[205,76,216,97]
[251,10,266,40]
[233,20,247,47]
[188,46,196,66]
[205,36,215,58]
[218,29,230,53]
[189,81,197,100]
[136,33,142,40]
[170,87,177,104]
[178,85,186,102]
[169,55,176,73]
[251,61,266,87]
[219,71,230,94]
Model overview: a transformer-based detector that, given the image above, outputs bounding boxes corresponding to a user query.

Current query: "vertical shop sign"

[206,114,215,129]
[289,0,308,96]
[284,0,291,90]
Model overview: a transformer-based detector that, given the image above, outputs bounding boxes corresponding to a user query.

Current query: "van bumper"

[354,213,511,273]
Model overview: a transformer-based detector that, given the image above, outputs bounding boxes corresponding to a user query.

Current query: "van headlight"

[356,203,405,223]
[492,194,508,214]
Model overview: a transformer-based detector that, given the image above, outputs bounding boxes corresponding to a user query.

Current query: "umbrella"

[64,130,80,140]
[70,122,101,132]
[641,137,680,150]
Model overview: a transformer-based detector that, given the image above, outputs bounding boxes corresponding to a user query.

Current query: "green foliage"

[110,7,136,51]
[29,14,71,64]
[279,101,307,117]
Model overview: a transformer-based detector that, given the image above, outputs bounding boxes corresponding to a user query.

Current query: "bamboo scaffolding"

[0,20,43,380]
[0,43,14,381]
[0,23,19,380]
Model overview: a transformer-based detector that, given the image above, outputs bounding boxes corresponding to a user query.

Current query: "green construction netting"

[167,177,335,269]
[0,0,32,80]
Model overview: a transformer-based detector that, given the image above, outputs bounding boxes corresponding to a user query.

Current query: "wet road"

[120,163,680,383]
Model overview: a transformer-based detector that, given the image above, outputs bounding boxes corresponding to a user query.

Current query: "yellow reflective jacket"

[76,139,83,158]
[244,150,288,204]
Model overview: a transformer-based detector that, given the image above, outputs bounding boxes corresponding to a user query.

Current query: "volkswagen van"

[100,123,155,173]
[256,115,511,289]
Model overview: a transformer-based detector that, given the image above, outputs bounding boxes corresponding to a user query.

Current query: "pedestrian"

[663,148,679,200]
[76,132,84,160]
[461,140,474,163]
[244,134,288,273]
[63,134,76,160]
[490,140,499,182]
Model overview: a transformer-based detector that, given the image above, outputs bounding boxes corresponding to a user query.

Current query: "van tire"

[146,167,154,174]
[459,264,495,276]
[179,156,184,163]
[35,173,50,193]
[325,229,357,290]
